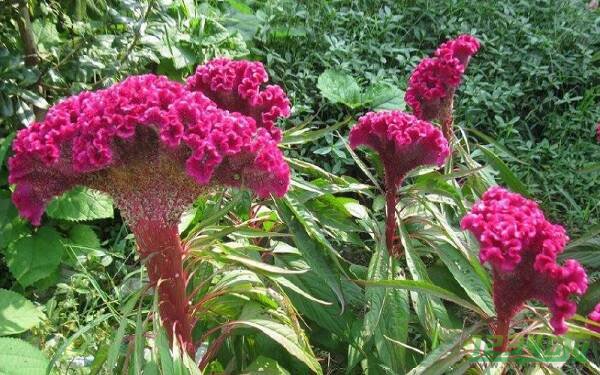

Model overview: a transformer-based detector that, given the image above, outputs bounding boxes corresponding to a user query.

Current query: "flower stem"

[384,172,403,257]
[492,317,510,352]
[132,220,195,356]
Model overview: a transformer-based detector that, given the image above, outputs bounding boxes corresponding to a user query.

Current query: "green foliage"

[0,337,49,375]
[46,187,114,221]
[0,289,45,335]
[5,226,64,287]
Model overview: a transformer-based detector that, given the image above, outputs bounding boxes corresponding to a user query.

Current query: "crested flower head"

[405,34,480,122]
[349,111,450,188]
[461,187,588,335]
[587,303,600,333]
[186,58,291,142]
[9,60,291,226]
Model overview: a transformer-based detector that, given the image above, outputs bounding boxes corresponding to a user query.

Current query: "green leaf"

[435,244,495,317]
[356,279,487,317]
[5,226,65,287]
[243,356,291,374]
[0,289,45,335]
[363,83,405,111]
[406,323,483,375]
[479,146,530,197]
[0,337,49,375]
[68,224,101,250]
[0,192,30,249]
[46,187,114,221]
[232,319,322,374]
[317,70,361,108]
[0,132,16,167]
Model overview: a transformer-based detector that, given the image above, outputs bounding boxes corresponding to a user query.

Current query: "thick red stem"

[492,317,510,352]
[440,95,454,144]
[132,220,194,357]
[384,170,403,257]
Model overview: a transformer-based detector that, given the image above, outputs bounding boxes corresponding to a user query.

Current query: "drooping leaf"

[5,226,65,287]
[363,83,405,111]
[233,319,322,374]
[46,187,114,221]
[0,289,45,335]
[0,337,49,375]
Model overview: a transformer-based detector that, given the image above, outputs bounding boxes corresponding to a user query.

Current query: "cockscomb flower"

[186,58,291,142]
[405,34,480,141]
[587,303,600,333]
[349,111,450,256]
[8,60,291,355]
[461,187,588,351]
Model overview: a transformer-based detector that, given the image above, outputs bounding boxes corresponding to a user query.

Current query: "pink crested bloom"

[587,303,600,333]
[8,60,291,355]
[349,111,449,256]
[461,187,588,350]
[186,58,291,142]
[405,34,480,141]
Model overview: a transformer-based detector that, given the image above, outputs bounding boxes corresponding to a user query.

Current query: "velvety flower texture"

[9,59,290,227]
[587,303,600,333]
[349,111,450,256]
[461,187,588,350]
[405,34,480,140]
[8,58,291,355]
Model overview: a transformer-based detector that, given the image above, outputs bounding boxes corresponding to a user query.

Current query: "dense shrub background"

[255,0,600,233]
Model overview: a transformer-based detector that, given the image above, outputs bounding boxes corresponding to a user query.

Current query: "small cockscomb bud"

[587,303,600,333]
[349,111,449,256]
[461,187,588,343]
[435,34,481,67]
[186,58,291,141]
[405,34,480,142]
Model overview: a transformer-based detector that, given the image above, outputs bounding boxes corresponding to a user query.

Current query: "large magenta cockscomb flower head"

[349,111,449,256]
[8,58,291,355]
[461,187,588,350]
[405,34,480,141]
[587,303,600,333]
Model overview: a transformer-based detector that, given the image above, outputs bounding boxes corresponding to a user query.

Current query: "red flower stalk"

[595,122,600,143]
[8,59,291,355]
[461,187,588,352]
[587,303,600,333]
[405,34,480,141]
[349,111,450,257]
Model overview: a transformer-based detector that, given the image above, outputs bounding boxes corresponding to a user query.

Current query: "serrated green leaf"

[46,187,114,221]
[68,224,101,250]
[363,83,405,111]
[317,70,361,108]
[0,289,45,335]
[0,337,49,375]
[5,226,64,287]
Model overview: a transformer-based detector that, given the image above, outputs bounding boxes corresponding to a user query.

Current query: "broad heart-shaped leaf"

[46,187,114,221]
[0,337,49,375]
[362,83,405,111]
[5,226,65,287]
[317,70,362,108]
[0,289,45,335]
